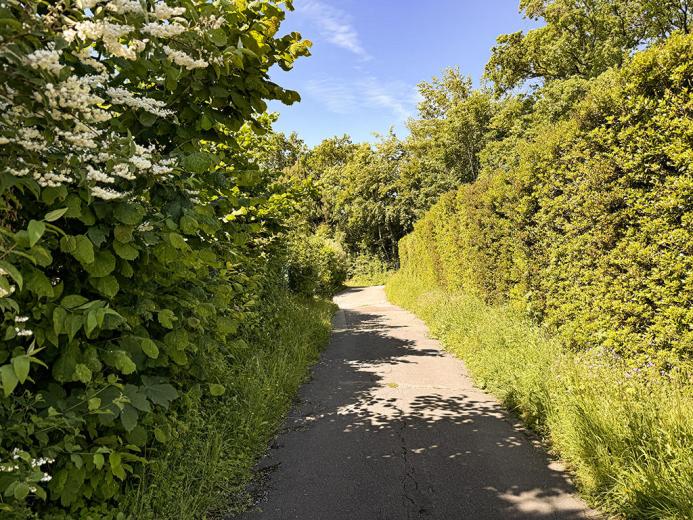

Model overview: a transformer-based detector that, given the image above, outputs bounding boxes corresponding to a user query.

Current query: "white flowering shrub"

[0,0,310,515]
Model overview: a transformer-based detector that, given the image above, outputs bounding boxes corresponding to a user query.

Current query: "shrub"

[398,34,693,366]
[286,231,349,296]
[0,0,310,516]
[346,253,394,286]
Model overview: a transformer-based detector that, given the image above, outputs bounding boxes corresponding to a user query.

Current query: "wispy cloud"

[306,78,358,114]
[297,0,371,59]
[305,75,420,122]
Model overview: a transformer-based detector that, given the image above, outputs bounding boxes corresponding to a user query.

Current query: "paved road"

[235,286,596,520]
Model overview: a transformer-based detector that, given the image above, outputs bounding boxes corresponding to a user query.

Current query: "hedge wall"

[399,33,693,367]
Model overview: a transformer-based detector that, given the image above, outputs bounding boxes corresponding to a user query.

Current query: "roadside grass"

[123,292,336,519]
[386,272,693,520]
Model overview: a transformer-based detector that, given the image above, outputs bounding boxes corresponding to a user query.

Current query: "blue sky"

[268,1,538,145]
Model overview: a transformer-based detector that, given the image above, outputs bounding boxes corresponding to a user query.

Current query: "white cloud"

[306,78,358,114]
[305,75,419,121]
[298,0,371,59]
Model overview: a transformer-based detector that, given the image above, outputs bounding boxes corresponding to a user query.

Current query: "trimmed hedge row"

[399,34,693,366]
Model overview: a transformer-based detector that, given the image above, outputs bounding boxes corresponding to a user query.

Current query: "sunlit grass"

[386,272,693,520]
[123,292,336,519]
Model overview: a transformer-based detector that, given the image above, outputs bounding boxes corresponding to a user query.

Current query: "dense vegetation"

[384,1,692,518]
[0,1,341,517]
[2,0,691,518]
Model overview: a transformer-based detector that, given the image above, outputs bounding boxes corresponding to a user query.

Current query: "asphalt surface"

[235,286,597,520]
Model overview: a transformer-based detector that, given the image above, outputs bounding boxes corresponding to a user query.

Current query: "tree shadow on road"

[232,304,596,520]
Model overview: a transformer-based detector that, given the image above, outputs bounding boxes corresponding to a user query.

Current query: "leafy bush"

[398,34,693,366]
[386,274,693,519]
[286,230,349,296]
[0,0,311,516]
[346,253,394,286]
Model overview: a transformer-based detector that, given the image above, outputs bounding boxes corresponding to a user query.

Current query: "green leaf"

[182,152,216,174]
[61,294,88,309]
[72,235,95,264]
[45,208,68,222]
[210,28,228,46]
[93,453,105,470]
[168,233,188,250]
[154,427,168,443]
[120,404,138,432]
[13,482,30,501]
[11,355,30,384]
[0,260,22,290]
[74,363,92,384]
[86,310,98,335]
[88,397,101,411]
[209,383,226,396]
[139,338,159,359]
[113,225,133,243]
[158,309,176,329]
[113,241,139,260]
[53,306,67,335]
[25,269,53,298]
[28,220,46,247]
[113,351,136,375]
[90,275,119,299]
[142,379,178,409]
[1,364,18,396]
[84,250,116,278]
[114,203,144,226]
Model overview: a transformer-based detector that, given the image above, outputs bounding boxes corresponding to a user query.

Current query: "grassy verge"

[123,291,336,519]
[386,272,693,520]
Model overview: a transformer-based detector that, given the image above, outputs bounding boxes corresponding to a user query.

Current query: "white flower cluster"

[163,45,208,70]
[66,20,146,60]
[106,0,145,15]
[154,2,187,20]
[106,87,173,117]
[26,47,63,76]
[141,21,187,38]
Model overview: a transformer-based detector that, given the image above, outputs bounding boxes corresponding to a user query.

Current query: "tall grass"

[123,292,336,519]
[386,272,693,520]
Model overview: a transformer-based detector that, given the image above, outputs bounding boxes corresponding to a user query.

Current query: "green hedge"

[399,33,693,366]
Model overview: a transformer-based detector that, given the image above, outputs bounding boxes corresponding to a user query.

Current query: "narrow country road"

[236,286,597,520]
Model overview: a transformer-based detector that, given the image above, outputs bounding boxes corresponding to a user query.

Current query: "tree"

[486,0,692,93]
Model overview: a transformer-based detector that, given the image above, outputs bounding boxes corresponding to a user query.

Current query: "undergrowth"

[123,292,336,519]
[386,273,693,520]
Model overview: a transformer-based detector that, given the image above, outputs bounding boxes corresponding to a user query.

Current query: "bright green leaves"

[11,355,30,383]
[45,207,68,222]
[139,338,159,359]
[157,309,176,329]
[182,152,217,174]
[0,364,18,396]
[27,220,46,247]
[0,260,22,290]
[112,241,139,260]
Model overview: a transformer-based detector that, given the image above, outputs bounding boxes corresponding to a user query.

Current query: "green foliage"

[286,230,349,296]
[345,254,394,287]
[123,290,335,519]
[0,0,314,516]
[386,275,693,519]
[486,0,692,93]
[398,34,693,366]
